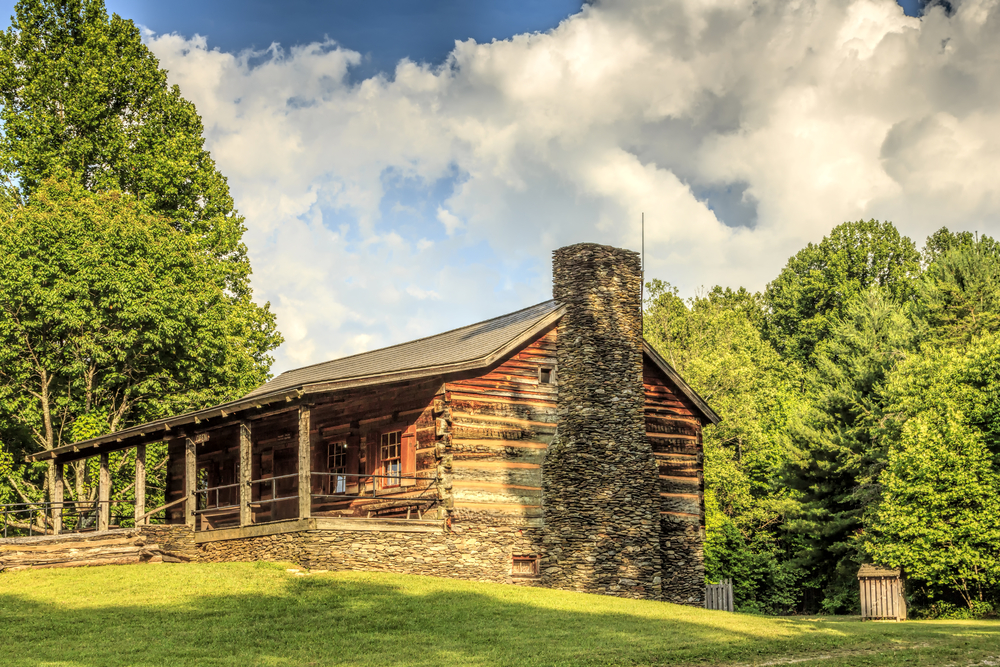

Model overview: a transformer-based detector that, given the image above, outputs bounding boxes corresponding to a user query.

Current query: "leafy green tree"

[868,337,1000,609]
[0,0,260,295]
[645,280,803,612]
[781,286,915,612]
[915,238,1000,347]
[0,0,282,509]
[764,220,920,366]
[0,178,277,511]
[921,227,1000,267]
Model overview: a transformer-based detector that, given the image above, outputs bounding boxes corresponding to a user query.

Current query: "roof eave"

[26,388,305,463]
[642,340,721,425]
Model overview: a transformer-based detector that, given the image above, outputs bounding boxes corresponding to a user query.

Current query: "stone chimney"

[542,243,662,599]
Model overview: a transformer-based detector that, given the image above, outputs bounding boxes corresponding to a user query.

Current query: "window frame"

[380,430,403,487]
[327,440,348,494]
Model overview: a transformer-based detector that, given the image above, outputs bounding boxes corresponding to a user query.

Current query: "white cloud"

[147,0,1000,374]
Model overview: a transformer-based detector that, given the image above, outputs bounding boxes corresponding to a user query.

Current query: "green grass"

[0,563,997,666]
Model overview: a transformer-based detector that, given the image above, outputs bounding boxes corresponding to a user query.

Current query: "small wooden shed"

[858,564,906,621]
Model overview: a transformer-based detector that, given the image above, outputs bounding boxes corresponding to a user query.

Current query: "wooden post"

[240,422,252,527]
[185,437,196,529]
[98,453,110,531]
[298,405,311,520]
[52,462,64,535]
[134,444,146,525]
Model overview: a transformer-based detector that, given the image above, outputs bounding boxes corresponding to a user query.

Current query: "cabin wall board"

[444,327,557,522]
[644,356,706,606]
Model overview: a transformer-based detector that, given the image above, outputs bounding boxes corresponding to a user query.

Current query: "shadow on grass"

[2,566,999,667]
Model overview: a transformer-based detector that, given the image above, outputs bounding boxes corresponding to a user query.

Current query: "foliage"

[780,286,916,613]
[914,237,1000,346]
[0,178,275,504]
[0,0,281,511]
[912,600,995,620]
[764,220,920,366]
[0,0,249,270]
[866,335,1000,609]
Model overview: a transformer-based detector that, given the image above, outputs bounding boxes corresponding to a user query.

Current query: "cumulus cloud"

[146,0,1000,373]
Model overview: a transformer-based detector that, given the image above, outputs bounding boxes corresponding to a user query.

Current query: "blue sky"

[2,0,997,374]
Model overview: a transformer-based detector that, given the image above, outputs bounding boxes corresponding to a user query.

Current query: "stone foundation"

[196,523,544,583]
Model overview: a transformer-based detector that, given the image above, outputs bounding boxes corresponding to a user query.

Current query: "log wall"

[644,356,706,605]
[444,326,558,527]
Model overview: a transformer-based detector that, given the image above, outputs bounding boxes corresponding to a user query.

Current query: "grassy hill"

[0,563,997,666]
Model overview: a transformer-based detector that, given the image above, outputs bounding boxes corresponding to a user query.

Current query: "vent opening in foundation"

[511,554,540,578]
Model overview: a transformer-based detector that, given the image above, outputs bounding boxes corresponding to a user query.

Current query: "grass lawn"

[0,563,997,666]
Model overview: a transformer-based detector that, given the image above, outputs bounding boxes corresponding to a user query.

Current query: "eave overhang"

[642,340,721,425]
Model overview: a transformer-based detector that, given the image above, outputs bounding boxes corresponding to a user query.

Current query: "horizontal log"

[452,461,539,469]
[451,411,555,430]
[452,439,548,449]
[452,481,541,491]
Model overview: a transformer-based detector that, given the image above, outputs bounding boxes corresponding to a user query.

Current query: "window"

[328,441,347,493]
[511,555,539,578]
[381,431,402,486]
[539,367,555,384]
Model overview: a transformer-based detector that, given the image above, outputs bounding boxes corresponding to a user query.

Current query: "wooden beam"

[298,406,311,520]
[134,444,146,525]
[52,462,64,535]
[185,437,196,529]
[239,422,252,527]
[98,453,110,531]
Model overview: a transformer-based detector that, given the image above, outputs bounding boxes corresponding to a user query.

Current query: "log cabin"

[21,243,719,604]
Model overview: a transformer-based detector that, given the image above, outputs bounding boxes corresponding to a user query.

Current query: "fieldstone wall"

[660,516,705,605]
[543,243,662,599]
[141,524,200,561]
[196,520,545,584]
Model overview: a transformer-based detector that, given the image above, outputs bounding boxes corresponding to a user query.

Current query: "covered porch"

[16,382,444,540]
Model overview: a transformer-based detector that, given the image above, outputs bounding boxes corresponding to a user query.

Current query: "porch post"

[239,422,252,527]
[298,405,311,520]
[52,462,64,535]
[185,437,196,528]
[98,453,110,531]
[134,444,146,525]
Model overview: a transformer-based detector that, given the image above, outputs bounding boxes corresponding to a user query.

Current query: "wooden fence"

[705,578,734,612]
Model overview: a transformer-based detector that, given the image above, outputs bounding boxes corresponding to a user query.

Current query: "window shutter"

[402,425,417,487]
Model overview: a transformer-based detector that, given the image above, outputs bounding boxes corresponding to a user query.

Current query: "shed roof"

[858,564,901,578]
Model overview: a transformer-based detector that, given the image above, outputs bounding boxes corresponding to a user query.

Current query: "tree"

[0,0,282,507]
[781,286,915,612]
[921,227,1000,267]
[0,178,276,513]
[867,337,1000,609]
[915,236,1000,347]
[764,220,920,366]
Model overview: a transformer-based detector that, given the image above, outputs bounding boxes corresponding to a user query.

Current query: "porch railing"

[0,500,160,538]
[309,471,436,501]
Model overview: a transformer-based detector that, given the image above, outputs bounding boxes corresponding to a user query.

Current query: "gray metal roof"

[246,300,565,397]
